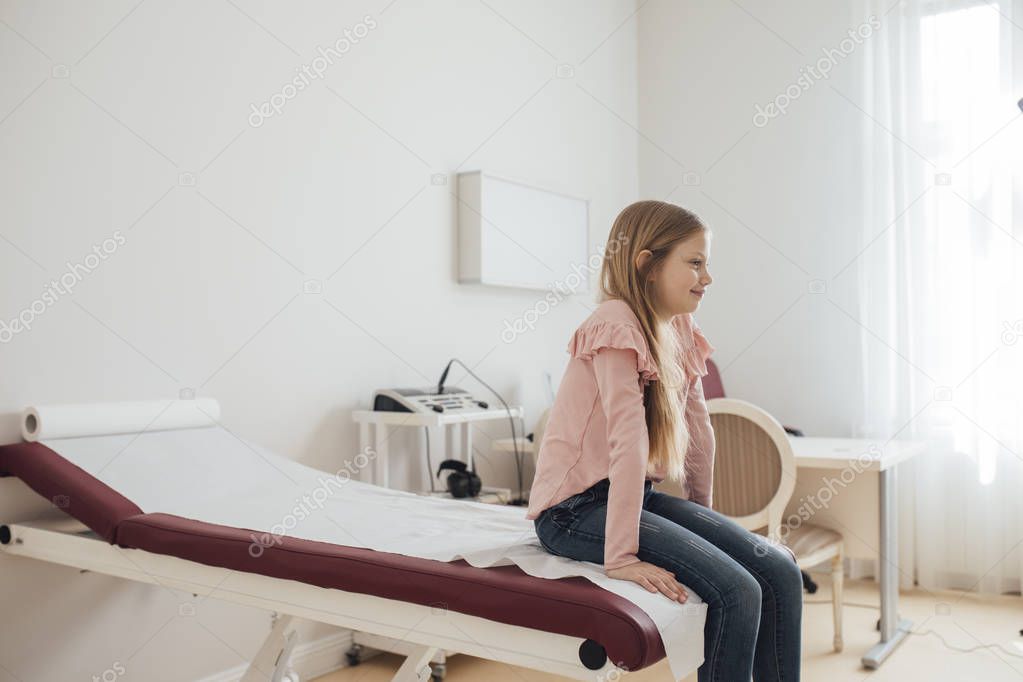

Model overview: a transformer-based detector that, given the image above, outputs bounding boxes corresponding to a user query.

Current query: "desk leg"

[374,424,390,489]
[358,422,369,483]
[862,464,912,669]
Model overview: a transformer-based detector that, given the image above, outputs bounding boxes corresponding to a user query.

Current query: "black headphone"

[436,459,482,499]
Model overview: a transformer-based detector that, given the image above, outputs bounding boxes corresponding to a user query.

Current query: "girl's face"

[637,231,713,319]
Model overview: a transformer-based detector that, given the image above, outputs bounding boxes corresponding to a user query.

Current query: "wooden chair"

[655,397,846,652]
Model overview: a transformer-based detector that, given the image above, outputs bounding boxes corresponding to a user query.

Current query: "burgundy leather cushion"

[117,513,667,671]
[701,359,725,400]
[0,441,142,543]
[1,440,670,670]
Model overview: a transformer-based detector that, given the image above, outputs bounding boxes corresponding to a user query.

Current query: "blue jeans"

[533,478,802,682]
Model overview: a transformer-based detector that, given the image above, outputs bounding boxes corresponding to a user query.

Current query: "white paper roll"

[22,398,221,442]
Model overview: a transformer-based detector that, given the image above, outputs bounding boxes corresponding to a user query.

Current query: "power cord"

[803,598,1023,659]
[436,358,527,505]
[423,426,437,493]
[908,629,1023,659]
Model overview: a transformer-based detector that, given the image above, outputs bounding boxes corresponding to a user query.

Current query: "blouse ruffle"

[567,313,714,385]
[566,319,660,384]
[672,313,715,380]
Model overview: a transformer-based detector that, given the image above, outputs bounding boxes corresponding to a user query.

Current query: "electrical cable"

[906,628,1023,659]
[436,358,526,505]
[803,598,1023,659]
[423,425,437,493]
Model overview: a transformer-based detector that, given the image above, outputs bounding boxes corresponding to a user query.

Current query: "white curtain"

[856,0,1023,594]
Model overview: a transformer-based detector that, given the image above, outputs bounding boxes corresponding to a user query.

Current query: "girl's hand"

[606,561,689,603]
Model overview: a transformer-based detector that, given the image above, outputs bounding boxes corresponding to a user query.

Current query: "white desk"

[493,434,926,669]
[353,408,523,490]
[786,437,924,668]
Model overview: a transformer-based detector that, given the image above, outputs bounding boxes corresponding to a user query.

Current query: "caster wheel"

[430,662,447,680]
[345,643,364,667]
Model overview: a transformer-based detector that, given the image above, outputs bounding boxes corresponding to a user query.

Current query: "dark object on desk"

[436,458,482,499]
[702,359,816,592]
[372,386,482,414]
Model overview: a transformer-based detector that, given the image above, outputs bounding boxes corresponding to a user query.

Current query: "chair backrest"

[701,358,725,400]
[706,398,796,537]
[531,408,551,470]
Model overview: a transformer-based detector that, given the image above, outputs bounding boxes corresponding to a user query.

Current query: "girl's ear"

[634,249,653,276]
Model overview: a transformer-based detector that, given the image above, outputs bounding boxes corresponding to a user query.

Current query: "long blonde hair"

[598,200,708,484]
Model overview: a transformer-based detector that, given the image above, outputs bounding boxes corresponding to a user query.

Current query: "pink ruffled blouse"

[525,298,716,571]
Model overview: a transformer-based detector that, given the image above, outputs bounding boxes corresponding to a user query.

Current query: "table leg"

[358,422,369,483]
[862,464,912,668]
[374,423,390,489]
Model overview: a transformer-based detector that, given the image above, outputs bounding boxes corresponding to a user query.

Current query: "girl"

[526,200,803,681]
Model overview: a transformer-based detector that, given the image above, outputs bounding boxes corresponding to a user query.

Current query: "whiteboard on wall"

[457,171,590,291]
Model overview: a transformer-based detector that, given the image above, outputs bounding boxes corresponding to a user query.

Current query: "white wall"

[638,0,873,437]
[0,1,639,679]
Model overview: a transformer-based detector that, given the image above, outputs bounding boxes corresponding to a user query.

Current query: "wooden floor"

[314,574,1023,681]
